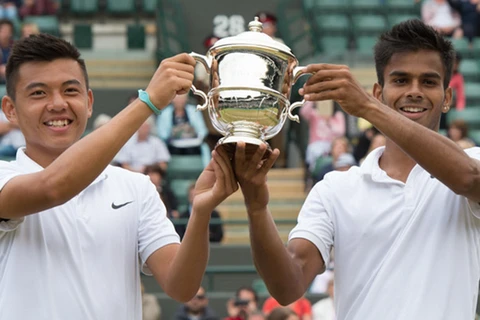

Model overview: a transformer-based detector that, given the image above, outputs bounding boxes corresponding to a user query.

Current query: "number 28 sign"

[213,15,246,38]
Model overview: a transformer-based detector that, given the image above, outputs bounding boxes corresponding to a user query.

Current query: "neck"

[378,140,417,183]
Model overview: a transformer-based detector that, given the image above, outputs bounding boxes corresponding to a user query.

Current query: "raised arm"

[301,63,480,202]
[0,53,196,219]
[233,142,325,304]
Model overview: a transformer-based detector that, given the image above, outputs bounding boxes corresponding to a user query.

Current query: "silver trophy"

[191,17,309,156]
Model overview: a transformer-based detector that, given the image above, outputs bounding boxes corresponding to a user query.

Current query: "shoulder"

[104,165,150,185]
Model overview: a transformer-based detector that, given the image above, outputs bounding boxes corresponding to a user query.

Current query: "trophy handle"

[189,52,212,111]
[288,66,312,123]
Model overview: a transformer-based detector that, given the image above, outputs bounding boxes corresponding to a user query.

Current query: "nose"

[47,91,68,111]
[405,81,424,101]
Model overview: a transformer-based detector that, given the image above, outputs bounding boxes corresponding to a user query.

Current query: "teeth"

[402,107,424,113]
[46,120,69,127]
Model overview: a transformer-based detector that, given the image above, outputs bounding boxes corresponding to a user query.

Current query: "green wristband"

[138,89,161,115]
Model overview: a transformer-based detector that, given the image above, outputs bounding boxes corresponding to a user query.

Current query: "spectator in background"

[225,286,260,320]
[115,115,171,172]
[144,164,179,219]
[266,308,299,320]
[20,22,39,38]
[449,51,466,111]
[299,100,346,189]
[0,19,14,84]
[141,281,161,320]
[0,109,24,157]
[0,1,20,20]
[256,11,284,44]
[448,118,476,148]
[262,296,311,320]
[311,275,335,320]
[447,0,480,45]
[175,182,223,242]
[92,113,112,131]
[421,0,463,38]
[332,153,356,172]
[174,286,219,320]
[20,0,58,18]
[314,136,352,183]
[157,93,210,167]
[359,132,386,164]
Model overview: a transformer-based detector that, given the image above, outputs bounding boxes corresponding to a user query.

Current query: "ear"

[442,87,453,114]
[1,95,18,126]
[372,83,383,102]
[87,88,94,119]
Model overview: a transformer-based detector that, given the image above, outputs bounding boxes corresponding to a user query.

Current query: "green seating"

[385,0,419,13]
[465,83,480,105]
[106,0,135,14]
[143,0,156,15]
[469,129,480,145]
[23,16,60,37]
[0,85,6,98]
[170,178,196,211]
[167,154,204,180]
[73,24,93,49]
[70,0,98,15]
[314,14,350,35]
[350,0,383,13]
[127,24,145,49]
[309,0,349,12]
[446,108,480,130]
[355,35,378,58]
[387,14,420,28]
[351,14,387,35]
[459,60,480,82]
[318,36,349,58]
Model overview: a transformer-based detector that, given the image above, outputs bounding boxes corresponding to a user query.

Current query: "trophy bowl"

[190,17,309,157]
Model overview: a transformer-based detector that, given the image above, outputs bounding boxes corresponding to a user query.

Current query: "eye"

[393,78,406,84]
[30,90,45,97]
[423,79,438,86]
[65,87,79,94]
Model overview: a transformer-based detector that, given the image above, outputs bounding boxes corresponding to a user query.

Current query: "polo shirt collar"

[359,146,390,182]
[15,148,108,184]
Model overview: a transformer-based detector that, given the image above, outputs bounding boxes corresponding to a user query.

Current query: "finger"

[250,143,268,170]
[304,69,349,88]
[160,60,195,74]
[215,146,237,188]
[304,88,342,102]
[305,63,349,74]
[259,148,280,175]
[171,52,196,66]
[303,78,345,96]
[212,149,237,193]
[234,141,247,170]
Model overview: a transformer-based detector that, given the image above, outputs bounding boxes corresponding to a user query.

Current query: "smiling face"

[1,58,93,165]
[373,49,452,131]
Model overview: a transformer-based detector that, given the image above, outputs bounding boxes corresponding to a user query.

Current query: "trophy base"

[216,136,272,161]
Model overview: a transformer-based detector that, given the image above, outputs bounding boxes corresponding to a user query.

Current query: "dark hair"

[266,307,297,320]
[6,33,89,101]
[235,286,259,304]
[449,119,469,139]
[144,164,166,179]
[374,19,455,89]
[0,18,14,31]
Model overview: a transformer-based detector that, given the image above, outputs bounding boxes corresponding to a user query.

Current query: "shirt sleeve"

[0,161,24,232]
[288,180,335,267]
[463,147,480,218]
[137,175,180,275]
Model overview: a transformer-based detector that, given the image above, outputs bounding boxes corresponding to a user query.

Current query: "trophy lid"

[211,17,294,56]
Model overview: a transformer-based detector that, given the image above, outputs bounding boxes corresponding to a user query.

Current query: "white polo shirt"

[290,146,480,320]
[0,148,180,320]
[115,134,171,171]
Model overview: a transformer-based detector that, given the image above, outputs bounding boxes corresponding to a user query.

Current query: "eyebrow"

[25,79,82,91]
[388,71,442,79]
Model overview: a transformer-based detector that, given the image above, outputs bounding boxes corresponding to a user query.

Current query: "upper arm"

[0,170,55,219]
[287,238,326,292]
[145,243,180,290]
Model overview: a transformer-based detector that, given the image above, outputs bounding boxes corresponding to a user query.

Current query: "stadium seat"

[450,38,472,58]
[465,83,480,106]
[446,107,480,130]
[142,0,156,15]
[314,14,350,36]
[351,14,388,36]
[469,129,480,145]
[167,154,204,180]
[70,0,98,15]
[23,16,60,37]
[349,0,384,14]
[355,35,378,59]
[387,14,420,28]
[170,179,196,211]
[106,0,135,14]
[0,85,6,98]
[309,0,349,12]
[73,24,93,49]
[459,60,480,82]
[318,36,349,55]
[127,24,145,49]
[385,0,419,13]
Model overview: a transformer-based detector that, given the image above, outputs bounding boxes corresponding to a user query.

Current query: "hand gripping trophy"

[190,17,309,157]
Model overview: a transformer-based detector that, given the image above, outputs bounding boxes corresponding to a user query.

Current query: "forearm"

[1,100,153,219]
[248,208,306,304]
[364,104,480,195]
[163,210,210,300]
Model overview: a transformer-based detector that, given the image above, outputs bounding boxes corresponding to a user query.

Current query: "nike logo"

[111,201,133,209]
